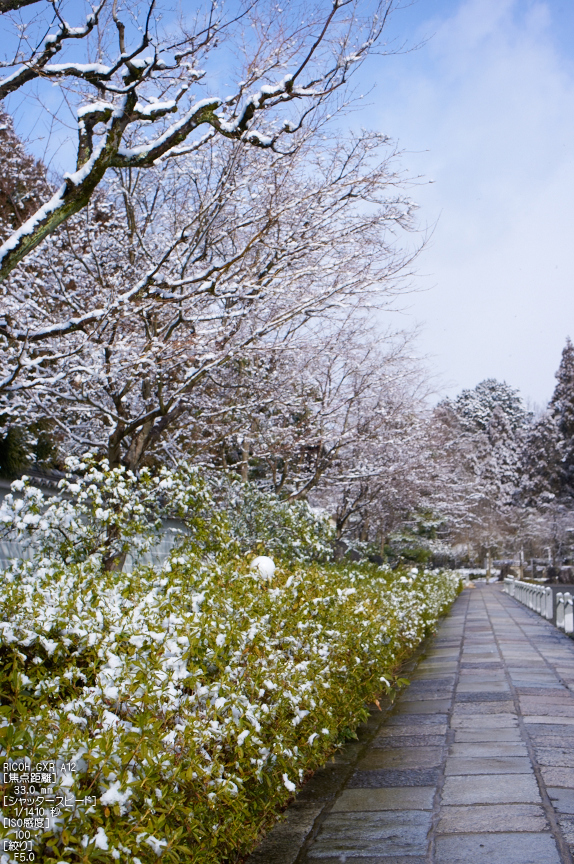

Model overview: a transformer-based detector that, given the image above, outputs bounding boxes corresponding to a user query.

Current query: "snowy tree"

[178,313,432,552]
[0,0,395,280]
[447,378,528,433]
[286,325,431,546]
[323,411,431,548]
[520,413,562,508]
[429,382,529,563]
[0,110,61,473]
[516,340,574,565]
[207,319,424,497]
[0,110,51,241]
[482,407,523,506]
[0,2,439,556]
[549,337,574,501]
[1,120,418,471]
[518,338,574,515]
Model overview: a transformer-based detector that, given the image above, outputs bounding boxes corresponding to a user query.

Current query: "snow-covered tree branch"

[1,113,418,470]
[0,0,394,279]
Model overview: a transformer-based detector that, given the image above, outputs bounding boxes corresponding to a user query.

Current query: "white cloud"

[368,0,574,405]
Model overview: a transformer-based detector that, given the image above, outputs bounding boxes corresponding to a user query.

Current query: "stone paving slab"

[331,786,436,812]
[305,810,432,859]
[451,700,516,713]
[550,789,574,814]
[440,773,541,804]
[456,681,509,691]
[436,803,549,833]
[543,768,574,787]
[245,585,574,864]
[372,734,445,749]
[384,713,449,727]
[444,755,533,774]
[434,832,562,864]
[348,768,441,788]
[358,747,443,770]
[535,747,574,767]
[448,741,527,756]
[375,723,448,737]
[453,727,523,742]
[394,699,453,714]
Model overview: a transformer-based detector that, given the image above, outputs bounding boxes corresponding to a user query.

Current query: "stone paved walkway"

[248,584,574,864]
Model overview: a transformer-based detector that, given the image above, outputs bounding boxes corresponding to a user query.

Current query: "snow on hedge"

[0,465,461,864]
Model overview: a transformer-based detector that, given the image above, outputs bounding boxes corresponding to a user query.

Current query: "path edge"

[242,599,463,864]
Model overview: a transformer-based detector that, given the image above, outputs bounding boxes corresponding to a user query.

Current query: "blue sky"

[4,0,574,408]
[356,0,574,407]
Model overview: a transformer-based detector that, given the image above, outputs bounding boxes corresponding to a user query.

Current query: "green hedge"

[0,463,461,863]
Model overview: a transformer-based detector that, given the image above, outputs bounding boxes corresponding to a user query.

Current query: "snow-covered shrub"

[0,457,229,569]
[0,556,460,863]
[209,476,334,561]
[0,459,330,570]
[0,465,461,863]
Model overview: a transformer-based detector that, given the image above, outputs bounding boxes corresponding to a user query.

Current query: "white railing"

[556,592,574,635]
[504,577,574,635]
[503,577,554,622]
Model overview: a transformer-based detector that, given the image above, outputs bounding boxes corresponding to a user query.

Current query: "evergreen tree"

[516,339,574,564]
[484,407,522,506]
[520,413,562,507]
[431,381,530,562]
[448,378,528,433]
[549,337,574,500]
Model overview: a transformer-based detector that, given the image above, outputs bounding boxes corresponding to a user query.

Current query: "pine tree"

[549,337,574,500]
[448,378,528,433]
[431,381,530,561]
[520,413,562,507]
[517,339,574,565]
